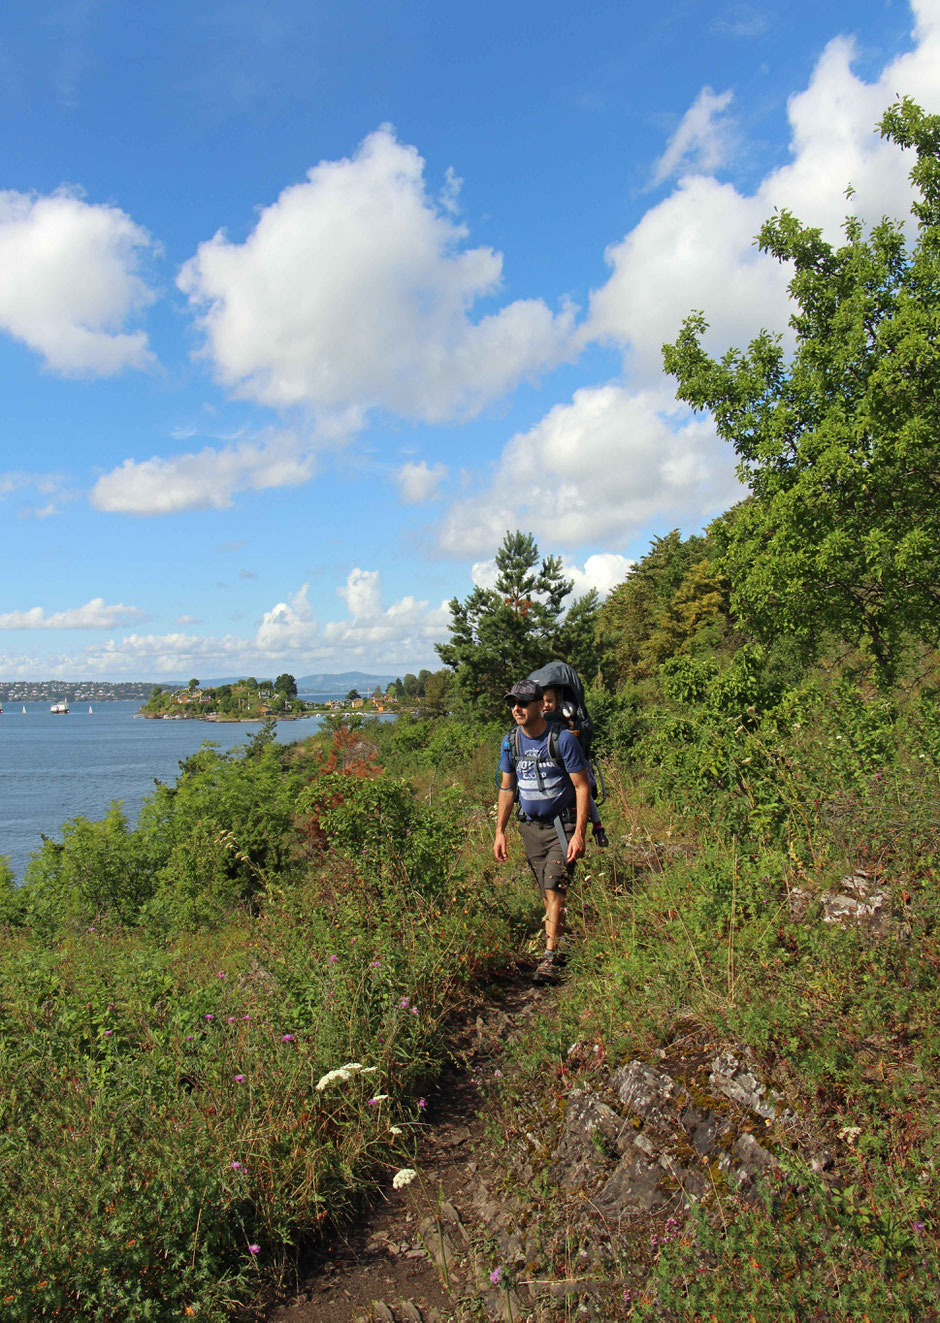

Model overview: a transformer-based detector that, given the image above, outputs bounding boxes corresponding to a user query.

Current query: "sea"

[0,697,384,884]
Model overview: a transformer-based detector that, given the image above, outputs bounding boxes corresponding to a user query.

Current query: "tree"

[662,99,940,682]
[274,673,298,698]
[436,530,600,720]
[187,678,199,693]
[345,688,361,702]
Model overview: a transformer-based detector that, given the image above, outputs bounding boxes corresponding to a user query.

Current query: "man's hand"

[493,829,509,863]
[566,829,585,863]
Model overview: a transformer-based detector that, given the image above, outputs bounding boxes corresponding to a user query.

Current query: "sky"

[1,0,938,681]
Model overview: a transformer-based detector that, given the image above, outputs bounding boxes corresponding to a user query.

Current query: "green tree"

[274,673,297,697]
[345,688,361,702]
[436,530,598,720]
[187,678,199,692]
[663,99,940,682]
[402,673,420,698]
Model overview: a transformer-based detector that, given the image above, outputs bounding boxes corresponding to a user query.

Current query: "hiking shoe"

[532,953,561,985]
[593,825,609,849]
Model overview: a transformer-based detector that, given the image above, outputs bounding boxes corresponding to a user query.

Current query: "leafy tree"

[419,668,453,716]
[436,530,599,719]
[417,668,432,695]
[663,99,940,682]
[345,688,361,702]
[187,678,199,692]
[274,673,298,697]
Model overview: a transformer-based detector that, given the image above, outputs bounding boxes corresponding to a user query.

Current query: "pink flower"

[103,1030,113,1036]
[281,1033,295,1042]
[243,1014,251,1021]
[328,954,339,963]
[490,1267,503,1285]
[417,1098,427,1109]
[234,1074,246,1083]
[227,1016,237,1023]
[230,1161,243,1170]
[370,960,382,967]
[411,1006,418,1015]
[205,1014,215,1021]
[185,1035,194,1041]
[399,997,410,1009]
[217,972,226,979]
[248,1243,260,1255]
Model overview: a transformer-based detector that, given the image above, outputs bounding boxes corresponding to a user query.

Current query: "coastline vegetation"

[0,99,939,1318]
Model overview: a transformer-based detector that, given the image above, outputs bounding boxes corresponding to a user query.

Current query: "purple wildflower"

[234,1074,246,1083]
[281,1033,295,1043]
[489,1267,503,1285]
[185,1035,194,1041]
[410,1006,418,1015]
[399,997,410,1009]
[328,954,339,963]
[417,1098,427,1109]
[230,1161,243,1170]
[243,1014,251,1021]
[103,1030,113,1036]
[205,1014,215,1021]
[248,1243,260,1255]
[227,1016,236,1023]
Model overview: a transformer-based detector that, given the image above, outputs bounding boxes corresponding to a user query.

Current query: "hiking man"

[493,678,590,983]
[541,685,608,848]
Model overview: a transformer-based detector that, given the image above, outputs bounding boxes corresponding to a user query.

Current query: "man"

[541,685,608,848]
[493,678,591,984]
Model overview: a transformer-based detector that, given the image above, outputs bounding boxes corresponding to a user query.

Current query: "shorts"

[518,816,575,895]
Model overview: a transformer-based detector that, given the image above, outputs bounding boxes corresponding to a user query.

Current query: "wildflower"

[368,1095,389,1105]
[205,1014,215,1021]
[316,1067,352,1091]
[328,954,339,963]
[248,1243,260,1255]
[103,1030,113,1037]
[490,1267,503,1285]
[914,1221,926,1234]
[392,1167,417,1189]
[370,960,382,967]
[410,1006,418,1015]
[281,1033,295,1042]
[217,972,226,979]
[227,1016,237,1023]
[399,997,410,1009]
[234,1074,246,1083]
[230,1161,243,1170]
[389,1125,402,1135]
[417,1098,427,1109]
[243,1014,251,1021]
[185,1035,194,1041]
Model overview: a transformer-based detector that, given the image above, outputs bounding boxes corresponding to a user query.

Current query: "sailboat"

[22,706,26,715]
[88,705,93,715]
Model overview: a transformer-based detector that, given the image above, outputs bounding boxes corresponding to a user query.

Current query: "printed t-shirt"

[499,725,587,819]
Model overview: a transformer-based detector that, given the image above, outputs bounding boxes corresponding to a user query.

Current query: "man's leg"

[543,885,566,952]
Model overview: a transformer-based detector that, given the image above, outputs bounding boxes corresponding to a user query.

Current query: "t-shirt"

[499,724,587,819]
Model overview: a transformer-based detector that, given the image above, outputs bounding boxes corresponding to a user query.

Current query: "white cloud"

[178,126,576,423]
[396,459,447,504]
[471,552,631,600]
[587,13,940,378]
[652,87,735,186]
[0,598,147,630]
[89,429,314,514]
[441,382,744,556]
[563,553,634,599]
[0,188,156,375]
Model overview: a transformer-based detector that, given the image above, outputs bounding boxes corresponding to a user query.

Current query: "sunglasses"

[509,699,538,710]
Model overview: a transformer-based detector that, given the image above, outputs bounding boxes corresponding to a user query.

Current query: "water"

[0,701,328,882]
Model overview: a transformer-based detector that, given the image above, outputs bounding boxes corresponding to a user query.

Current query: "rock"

[399,1304,424,1322]
[595,1150,671,1216]
[709,1049,780,1121]
[681,1103,733,1155]
[720,1130,777,1195]
[550,1089,624,1188]
[610,1061,680,1129]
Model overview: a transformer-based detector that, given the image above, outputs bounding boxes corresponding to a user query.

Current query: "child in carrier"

[541,685,608,848]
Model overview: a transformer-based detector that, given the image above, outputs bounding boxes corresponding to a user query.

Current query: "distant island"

[1,680,162,704]
[137,674,400,722]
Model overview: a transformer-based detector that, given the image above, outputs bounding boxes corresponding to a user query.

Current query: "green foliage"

[663,100,940,681]
[437,529,600,720]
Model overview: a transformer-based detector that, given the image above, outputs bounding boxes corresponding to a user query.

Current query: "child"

[541,685,608,848]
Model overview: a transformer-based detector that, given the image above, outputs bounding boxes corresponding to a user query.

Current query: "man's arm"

[493,771,516,862]
[567,768,590,862]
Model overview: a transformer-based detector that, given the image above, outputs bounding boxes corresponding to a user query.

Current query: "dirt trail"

[268,969,548,1323]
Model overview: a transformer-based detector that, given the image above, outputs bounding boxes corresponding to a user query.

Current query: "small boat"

[22,706,26,715]
[50,700,69,715]
[88,705,93,715]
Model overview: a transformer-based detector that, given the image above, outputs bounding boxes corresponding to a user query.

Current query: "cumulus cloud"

[0,189,156,375]
[178,126,576,423]
[470,552,631,600]
[0,598,147,630]
[652,87,735,186]
[564,553,634,599]
[396,459,447,504]
[441,383,744,556]
[587,10,940,377]
[89,429,314,514]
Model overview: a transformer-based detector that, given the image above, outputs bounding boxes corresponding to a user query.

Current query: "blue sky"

[1,0,936,680]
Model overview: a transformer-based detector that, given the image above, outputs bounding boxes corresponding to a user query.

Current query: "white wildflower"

[392,1167,417,1189]
[341,1061,363,1071]
[316,1067,352,1091]
[389,1126,402,1135]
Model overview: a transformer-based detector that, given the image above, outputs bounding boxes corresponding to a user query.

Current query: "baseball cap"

[504,679,543,706]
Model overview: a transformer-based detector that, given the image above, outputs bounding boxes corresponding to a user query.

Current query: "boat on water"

[22,706,26,714]
[88,705,93,715]
[50,700,69,715]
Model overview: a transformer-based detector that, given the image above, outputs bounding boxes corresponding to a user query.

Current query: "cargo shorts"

[518,815,576,894]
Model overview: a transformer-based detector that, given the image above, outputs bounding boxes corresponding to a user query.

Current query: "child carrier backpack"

[496,661,605,807]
